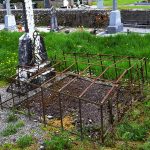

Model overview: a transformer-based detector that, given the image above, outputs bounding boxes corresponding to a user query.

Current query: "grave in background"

[107,0,123,33]
[4,0,16,30]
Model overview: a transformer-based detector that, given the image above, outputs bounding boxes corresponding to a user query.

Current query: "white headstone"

[97,0,104,9]
[24,0,35,38]
[63,0,69,7]
[6,0,11,15]
[4,0,16,30]
[107,0,123,33]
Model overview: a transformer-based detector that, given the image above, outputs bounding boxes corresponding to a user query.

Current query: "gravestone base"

[4,15,16,31]
[107,10,123,34]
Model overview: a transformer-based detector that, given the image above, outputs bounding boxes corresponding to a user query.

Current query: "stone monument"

[50,6,58,31]
[45,0,58,31]
[63,0,69,8]
[7,0,55,94]
[97,0,104,9]
[107,0,123,33]
[4,0,16,30]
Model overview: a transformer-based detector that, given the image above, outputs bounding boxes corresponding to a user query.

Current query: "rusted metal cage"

[0,52,148,143]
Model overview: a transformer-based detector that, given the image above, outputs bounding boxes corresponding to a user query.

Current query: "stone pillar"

[107,0,123,33]
[4,0,16,31]
[97,0,104,9]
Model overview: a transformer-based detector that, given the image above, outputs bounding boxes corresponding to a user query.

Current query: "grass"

[17,135,33,149]
[44,132,72,150]
[1,120,25,136]
[92,0,148,7]
[1,31,150,82]
[6,112,18,123]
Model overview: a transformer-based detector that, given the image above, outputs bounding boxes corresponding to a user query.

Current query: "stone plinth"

[107,10,123,34]
[4,15,16,30]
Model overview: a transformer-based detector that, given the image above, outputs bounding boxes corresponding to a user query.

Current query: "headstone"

[97,0,104,9]
[44,0,51,8]
[107,0,123,34]
[18,0,48,77]
[50,6,58,31]
[63,0,69,8]
[4,0,16,31]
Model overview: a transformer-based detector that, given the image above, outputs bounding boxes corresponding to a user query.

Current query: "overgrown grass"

[1,31,150,81]
[1,120,25,136]
[17,135,33,149]
[44,132,72,150]
[116,99,150,142]
[6,112,18,123]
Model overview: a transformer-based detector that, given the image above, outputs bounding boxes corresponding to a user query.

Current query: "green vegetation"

[104,0,137,6]
[17,135,33,149]
[1,31,150,82]
[44,132,72,150]
[1,120,25,136]
[7,112,18,122]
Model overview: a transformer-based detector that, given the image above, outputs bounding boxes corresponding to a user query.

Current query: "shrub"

[15,120,25,128]
[17,135,33,149]
[7,112,18,122]
[44,132,72,150]
[117,122,148,141]
[1,124,18,136]
[138,142,150,150]
[1,120,25,136]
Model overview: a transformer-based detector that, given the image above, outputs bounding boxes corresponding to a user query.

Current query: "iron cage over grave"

[0,52,147,143]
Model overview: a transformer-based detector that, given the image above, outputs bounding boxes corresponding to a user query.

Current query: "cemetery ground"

[1,31,150,149]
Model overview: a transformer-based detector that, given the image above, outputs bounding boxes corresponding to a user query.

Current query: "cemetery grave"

[1,0,150,149]
[0,51,147,143]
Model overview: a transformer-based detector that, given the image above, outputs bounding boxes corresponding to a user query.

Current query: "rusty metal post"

[63,50,67,68]
[108,99,113,125]
[0,95,3,110]
[11,82,15,108]
[140,61,145,84]
[58,93,64,131]
[113,56,118,79]
[74,52,79,74]
[41,87,46,126]
[116,91,120,122]
[79,99,83,140]
[87,53,92,77]
[26,86,31,120]
[99,55,104,78]
[136,65,141,94]
[144,58,148,81]
[128,57,133,83]
[100,105,104,143]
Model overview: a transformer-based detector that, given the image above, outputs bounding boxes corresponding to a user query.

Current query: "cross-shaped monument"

[18,0,49,78]
[107,0,123,33]
[4,0,16,30]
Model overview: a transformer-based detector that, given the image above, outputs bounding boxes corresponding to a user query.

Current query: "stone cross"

[113,0,117,11]
[22,0,35,37]
[6,0,11,15]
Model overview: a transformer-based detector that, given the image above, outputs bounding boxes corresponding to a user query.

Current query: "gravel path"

[0,109,46,146]
[0,87,47,147]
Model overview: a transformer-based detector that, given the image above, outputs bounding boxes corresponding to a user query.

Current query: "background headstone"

[107,0,123,33]
[4,0,16,30]
[97,0,104,9]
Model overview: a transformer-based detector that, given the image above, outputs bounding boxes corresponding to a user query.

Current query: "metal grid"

[0,52,147,143]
